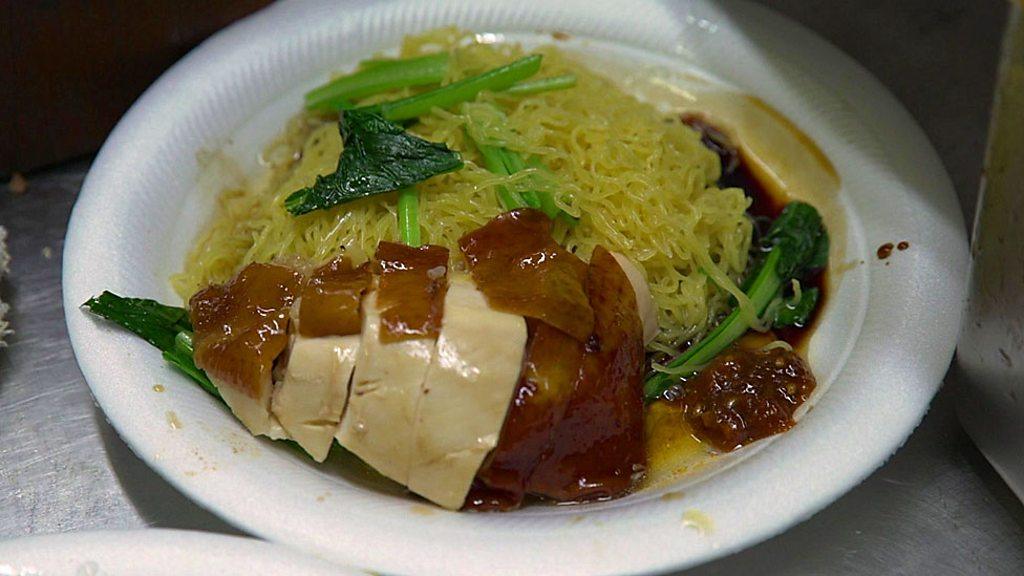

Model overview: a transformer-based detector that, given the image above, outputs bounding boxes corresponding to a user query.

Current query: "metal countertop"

[1,1,1021,573]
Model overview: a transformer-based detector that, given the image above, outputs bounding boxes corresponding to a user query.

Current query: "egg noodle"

[171,28,754,347]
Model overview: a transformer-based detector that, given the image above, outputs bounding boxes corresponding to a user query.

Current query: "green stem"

[524,156,562,218]
[368,55,543,121]
[397,187,421,246]
[474,140,529,210]
[305,53,450,112]
[503,74,577,95]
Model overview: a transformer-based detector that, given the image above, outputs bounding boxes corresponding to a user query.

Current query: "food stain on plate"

[682,509,714,535]
[166,410,183,430]
[660,490,686,502]
[409,504,437,516]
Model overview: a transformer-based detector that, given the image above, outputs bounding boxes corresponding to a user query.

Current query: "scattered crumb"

[569,514,586,524]
[152,384,165,393]
[410,504,437,516]
[897,241,910,251]
[7,172,27,194]
[41,246,53,259]
[682,509,714,535]
[551,30,571,41]
[166,410,183,430]
[660,490,685,502]
[220,428,261,457]
[184,470,198,477]
[316,492,331,503]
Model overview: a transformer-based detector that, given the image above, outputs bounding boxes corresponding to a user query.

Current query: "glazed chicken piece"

[408,274,527,509]
[272,257,371,462]
[189,263,303,438]
[527,246,646,501]
[466,319,585,510]
[458,208,594,341]
[458,209,593,510]
[336,243,448,485]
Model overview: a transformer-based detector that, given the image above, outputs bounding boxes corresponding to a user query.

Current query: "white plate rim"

[62,1,968,575]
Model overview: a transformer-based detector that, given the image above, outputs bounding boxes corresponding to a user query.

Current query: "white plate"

[62,1,967,574]
[0,530,355,575]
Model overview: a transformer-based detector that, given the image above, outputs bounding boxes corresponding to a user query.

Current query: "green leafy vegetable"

[397,187,421,246]
[771,286,820,328]
[82,292,219,399]
[83,291,191,351]
[364,55,543,121]
[502,74,577,96]
[644,202,828,401]
[304,53,450,112]
[284,110,463,215]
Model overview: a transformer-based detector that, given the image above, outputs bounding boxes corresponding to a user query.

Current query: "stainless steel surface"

[1,1,1021,573]
[956,4,1024,504]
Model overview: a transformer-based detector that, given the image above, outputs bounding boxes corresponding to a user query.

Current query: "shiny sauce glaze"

[527,246,646,501]
[297,256,372,337]
[374,241,449,343]
[458,208,595,342]
[189,263,303,398]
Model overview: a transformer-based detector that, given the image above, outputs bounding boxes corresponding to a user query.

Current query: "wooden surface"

[1,1,270,175]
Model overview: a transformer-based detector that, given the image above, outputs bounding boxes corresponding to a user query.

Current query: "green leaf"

[772,287,820,329]
[284,110,463,215]
[83,292,221,399]
[807,228,830,272]
[83,291,191,351]
[762,201,825,280]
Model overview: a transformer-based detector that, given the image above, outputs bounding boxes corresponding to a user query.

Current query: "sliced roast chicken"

[189,208,652,510]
